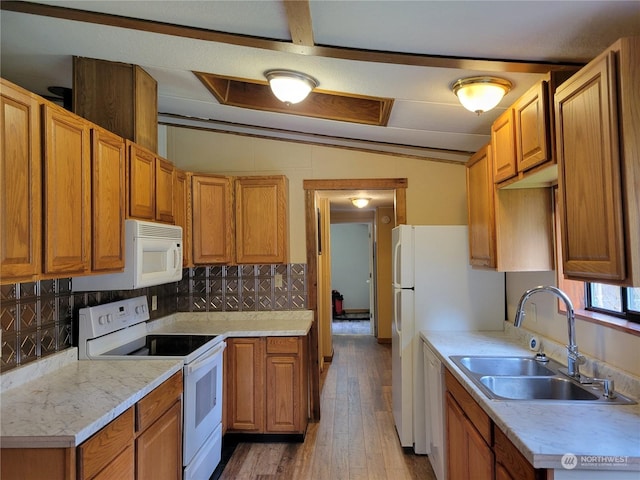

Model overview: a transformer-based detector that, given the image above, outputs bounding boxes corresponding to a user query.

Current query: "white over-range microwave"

[73,219,183,291]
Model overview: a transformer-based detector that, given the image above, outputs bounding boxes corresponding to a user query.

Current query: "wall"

[330,223,370,311]
[506,271,640,377]
[166,126,468,263]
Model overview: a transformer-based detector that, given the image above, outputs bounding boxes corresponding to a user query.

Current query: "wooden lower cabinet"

[445,369,549,480]
[446,391,493,480]
[0,372,182,480]
[226,336,308,435]
[136,401,182,480]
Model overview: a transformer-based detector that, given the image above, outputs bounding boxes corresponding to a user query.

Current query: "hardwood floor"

[219,335,435,479]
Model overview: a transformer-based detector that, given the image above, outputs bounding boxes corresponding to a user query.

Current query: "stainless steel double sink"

[449,355,635,404]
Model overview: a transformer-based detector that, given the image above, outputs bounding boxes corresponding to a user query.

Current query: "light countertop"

[0,310,313,449]
[421,329,640,472]
[149,310,314,337]
[0,348,182,448]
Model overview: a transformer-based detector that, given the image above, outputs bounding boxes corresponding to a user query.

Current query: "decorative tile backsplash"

[0,263,307,372]
[176,263,308,313]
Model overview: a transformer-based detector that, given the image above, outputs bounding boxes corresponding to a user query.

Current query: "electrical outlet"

[151,295,158,311]
[275,274,283,288]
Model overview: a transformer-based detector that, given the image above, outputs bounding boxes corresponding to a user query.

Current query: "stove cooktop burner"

[105,334,218,357]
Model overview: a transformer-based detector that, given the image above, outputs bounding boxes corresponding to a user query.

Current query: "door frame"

[303,178,407,420]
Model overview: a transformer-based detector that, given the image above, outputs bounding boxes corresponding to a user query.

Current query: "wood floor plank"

[218,335,435,480]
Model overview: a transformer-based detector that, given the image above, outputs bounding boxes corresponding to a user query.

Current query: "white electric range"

[78,296,225,480]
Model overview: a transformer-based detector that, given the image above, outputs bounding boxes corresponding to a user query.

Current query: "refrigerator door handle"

[393,239,401,286]
[394,290,402,357]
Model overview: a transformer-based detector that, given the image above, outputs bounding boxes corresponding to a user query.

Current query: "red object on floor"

[332,290,344,316]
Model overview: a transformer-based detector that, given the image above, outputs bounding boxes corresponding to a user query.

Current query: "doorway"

[303,178,407,421]
[330,222,374,336]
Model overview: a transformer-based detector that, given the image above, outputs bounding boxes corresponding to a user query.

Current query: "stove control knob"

[107,314,114,324]
[135,305,144,314]
[98,315,107,326]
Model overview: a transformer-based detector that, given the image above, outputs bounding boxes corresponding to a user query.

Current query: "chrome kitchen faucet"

[514,286,586,379]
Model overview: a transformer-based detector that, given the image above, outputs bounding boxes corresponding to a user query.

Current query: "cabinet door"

[226,338,264,432]
[492,108,517,183]
[174,169,192,267]
[155,157,174,223]
[91,127,125,272]
[266,352,301,433]
[235,176,288,264]
[445,392,468,480]
[133,65,158,153]
[555,51,626,281]
[136,401,182,480]
[127,142,155,220]
[446,392,493,480]
[466,144,496,268]
[43,103,91,274]
[0,80,41,282]
[192,174,233,264]
[514,81,551,172]
[466,415,494,480]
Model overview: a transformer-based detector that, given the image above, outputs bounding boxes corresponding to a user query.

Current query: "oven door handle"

[185,341,226,375]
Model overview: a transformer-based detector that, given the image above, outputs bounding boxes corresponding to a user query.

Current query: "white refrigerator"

[391,225,504,455]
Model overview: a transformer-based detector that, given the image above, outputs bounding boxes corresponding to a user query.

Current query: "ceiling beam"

[1,1,583,74]
[283,0,315,47]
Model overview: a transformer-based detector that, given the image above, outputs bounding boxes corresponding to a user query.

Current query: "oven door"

[183,340,225,467]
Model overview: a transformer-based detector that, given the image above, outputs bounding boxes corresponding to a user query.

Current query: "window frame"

[586,284,640,323]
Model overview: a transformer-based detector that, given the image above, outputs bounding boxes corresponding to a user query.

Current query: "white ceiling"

[2,0,640,165]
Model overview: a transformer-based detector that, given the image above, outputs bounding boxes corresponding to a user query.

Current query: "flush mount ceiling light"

[351,197,371,208]
[452,76,512,115]
[265,69,318,105]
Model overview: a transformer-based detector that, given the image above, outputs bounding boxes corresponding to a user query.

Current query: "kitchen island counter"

[421,328,640,474]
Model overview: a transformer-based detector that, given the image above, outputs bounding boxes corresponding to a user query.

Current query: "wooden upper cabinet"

[555,36,639,285]
[514,80,551,172]
[42,103,91,275]
[73,57,158,152]
[127,141,156,220]
[155,157,174,224]
[126,142,175,224]
[466,144,496,268]
[192,174,233,264]
[491,108,517,183]
[235,175,289,264]
[174,169,192,267]
[0,79,42,283]
[91,127,125,272]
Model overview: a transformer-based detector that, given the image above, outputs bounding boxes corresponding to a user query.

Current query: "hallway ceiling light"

[265,69,318,105]
[351,197,371,208]
[452,76,512,115]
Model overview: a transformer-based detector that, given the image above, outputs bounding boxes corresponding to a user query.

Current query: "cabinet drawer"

[266,336,299,354]
[445,369,492,445]
[136,371,183,432]
[77,407,134,480]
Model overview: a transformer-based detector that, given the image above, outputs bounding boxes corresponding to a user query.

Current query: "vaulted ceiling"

[2,1,639,164]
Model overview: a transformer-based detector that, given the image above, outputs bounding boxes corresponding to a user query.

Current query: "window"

[587,284,640,323]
